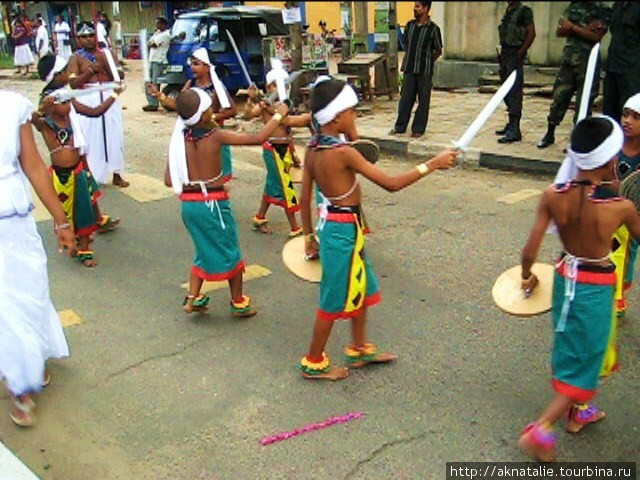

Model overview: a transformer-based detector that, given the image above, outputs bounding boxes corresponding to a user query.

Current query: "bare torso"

[306,146,362,206]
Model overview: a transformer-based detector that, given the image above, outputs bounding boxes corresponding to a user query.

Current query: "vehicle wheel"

[161,85,181,111]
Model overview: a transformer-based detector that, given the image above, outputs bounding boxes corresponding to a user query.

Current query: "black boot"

[498,117,521,143]
[537,124,556,149]
[495,122,510,135]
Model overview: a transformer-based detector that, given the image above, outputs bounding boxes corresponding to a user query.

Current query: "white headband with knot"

[624,93,640,115]
[313,85,359,126]
[554,115,623,187]
[191,47,230,109]
[45,55,67,84]
[168,88,213,194]
[567,115,623,171]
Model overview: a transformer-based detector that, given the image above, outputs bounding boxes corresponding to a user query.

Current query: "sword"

[50,83,123,103]
[226,29,253,87]
[269,57,289,105]
[577,42,599,121]
[140,29,150,83]
[453,70,517,151]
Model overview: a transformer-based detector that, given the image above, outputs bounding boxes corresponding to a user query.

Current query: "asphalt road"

[0,72,638,480]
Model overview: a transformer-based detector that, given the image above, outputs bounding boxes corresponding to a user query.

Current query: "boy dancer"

[0,90,76,426]
[167,88,288,316]
[518,115,640,462]
[150,47,237,184]
[611,93,640,320]
[243,73,312,237]
[298,78,457,380]
[34,55,122,267]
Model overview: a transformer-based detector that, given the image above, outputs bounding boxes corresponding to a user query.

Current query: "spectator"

[603,1,640,121]
[143,16,171,112]
[537,2,611,149]
[53,14,72,60]
[495,2,536,144]
[389,1,442,138]
[11,16,34,76]
[34,18,50,60]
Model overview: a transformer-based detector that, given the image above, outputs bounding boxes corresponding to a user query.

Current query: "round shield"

[352,139,380,164]
[619,169,640,212]
[492,263,554,317]
[282,235,322,283]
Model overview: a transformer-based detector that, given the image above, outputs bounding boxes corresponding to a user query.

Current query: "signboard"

[282,7,301,25]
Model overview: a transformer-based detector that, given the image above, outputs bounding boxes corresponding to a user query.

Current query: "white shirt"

[54,21,70,41]
[35,25,49,54]
[0,91,34,217]
[149,29,171,63]
[97,21,109,47]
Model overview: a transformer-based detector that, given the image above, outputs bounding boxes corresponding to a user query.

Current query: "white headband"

[313,85,359,126]
[168,88,213,195]
[624,93,640,114]
[45,56,68,84]
[183,87,212,126]
[191,48,230,109]
[567,116,623,171]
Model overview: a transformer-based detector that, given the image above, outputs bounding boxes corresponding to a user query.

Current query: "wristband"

[110,92,119,99]
[68,73,77,79]
[55,222,71,232]
[273,112,283,123]
[416,163,430,176]
[304,233,316,241]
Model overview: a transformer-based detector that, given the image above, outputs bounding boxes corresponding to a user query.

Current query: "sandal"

[565,403,606,434]
[9,395,36,428]
[288,227,303,239]
[344,343,397,368]
[77,250,97,267]
[97,215,121,233]
[183,294,210,313]
[230,295,257,318]
[518,422,556,462]
[252,215,272,234]
[300,352,349,380]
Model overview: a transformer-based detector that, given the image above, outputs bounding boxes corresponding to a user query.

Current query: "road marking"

[58,309,84,327]
[115,173,173,203]
[497,189,541,204]
[181,264,271,293]
[0,442,40,480]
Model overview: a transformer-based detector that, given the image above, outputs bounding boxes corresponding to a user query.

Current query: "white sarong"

[13,44,34,67]
[74,86,125,184]
[0,215,69,396]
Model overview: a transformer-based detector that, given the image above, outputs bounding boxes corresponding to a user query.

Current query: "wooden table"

[337,53,393,101]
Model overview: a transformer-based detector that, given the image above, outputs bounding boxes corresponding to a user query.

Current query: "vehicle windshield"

[171,18,205,43]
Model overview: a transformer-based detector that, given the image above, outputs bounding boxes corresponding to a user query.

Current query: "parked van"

[158,6,288,100]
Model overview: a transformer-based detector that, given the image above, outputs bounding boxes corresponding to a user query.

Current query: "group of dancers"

[1,33,639,465]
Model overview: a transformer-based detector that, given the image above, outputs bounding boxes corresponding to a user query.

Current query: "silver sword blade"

[453,70,517,151]
[226,29,253,87]
[577,42,599,121]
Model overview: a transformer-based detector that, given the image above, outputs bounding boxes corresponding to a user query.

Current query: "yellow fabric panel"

[344,219,366,313]
[51,170,75,232]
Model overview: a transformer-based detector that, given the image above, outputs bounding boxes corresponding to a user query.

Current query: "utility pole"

[374,1,398,94]
[353,1,368,54]
[284,1,302,70]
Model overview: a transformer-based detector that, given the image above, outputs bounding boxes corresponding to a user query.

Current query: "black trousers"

[499,47,524,120]
[394,72,433,135]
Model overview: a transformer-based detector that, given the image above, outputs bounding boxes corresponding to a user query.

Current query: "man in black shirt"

[603,1,640,121]
[390,1,442,138]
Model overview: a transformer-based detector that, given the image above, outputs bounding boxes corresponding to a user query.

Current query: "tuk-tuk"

[158,6,288,100]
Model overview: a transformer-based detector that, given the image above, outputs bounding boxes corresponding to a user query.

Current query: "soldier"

[495,1,536,144]
[603,1,640,121]
[537,1,611,149]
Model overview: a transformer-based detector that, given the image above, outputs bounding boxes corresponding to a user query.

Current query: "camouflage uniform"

[497,2,534,141]
[547,2,612,127]
[603,1,640,120]
[498,2,534,122]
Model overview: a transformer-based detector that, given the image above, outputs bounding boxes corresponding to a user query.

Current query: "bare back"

[183,129,224,186]
[306,146,362,206]
[547,184,639,259]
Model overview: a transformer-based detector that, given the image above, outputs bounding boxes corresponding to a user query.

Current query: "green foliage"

[0,54,15,69]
